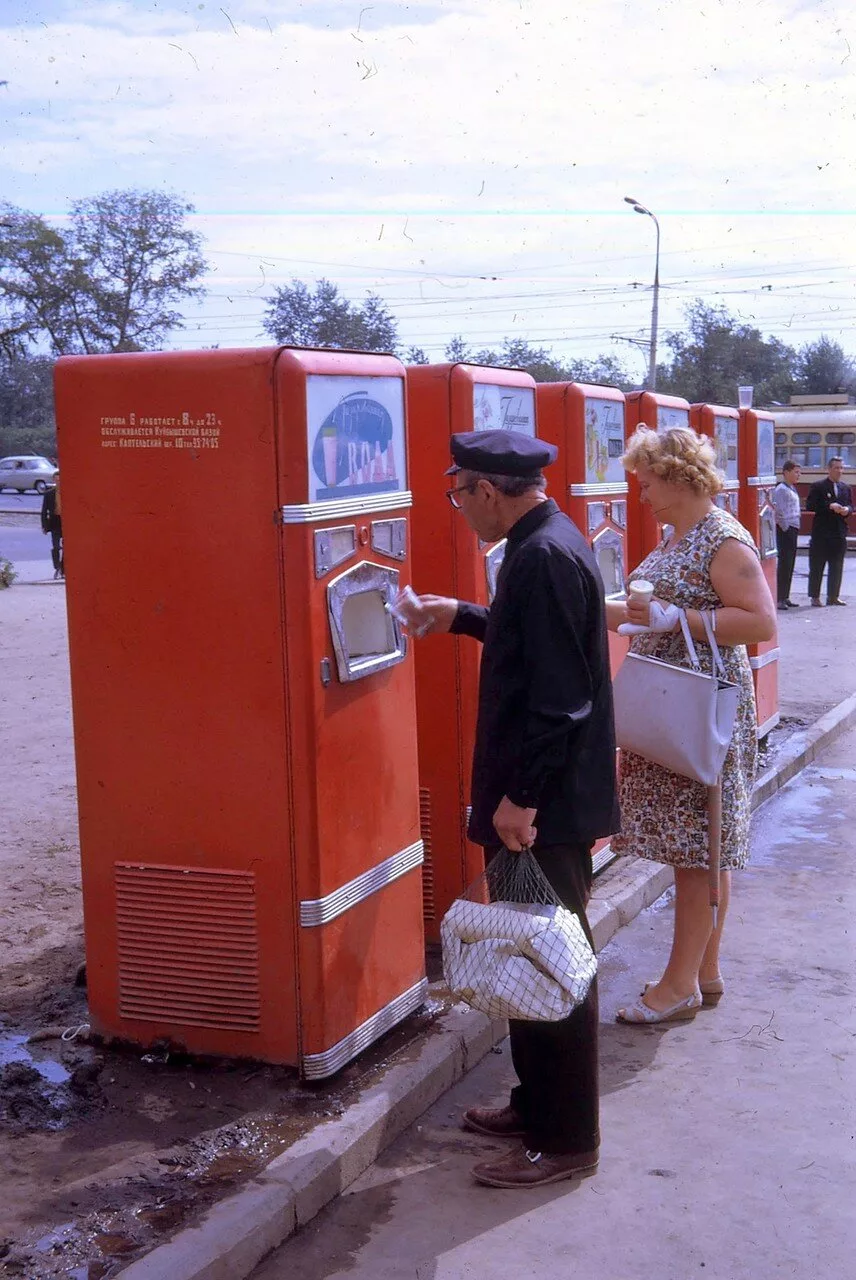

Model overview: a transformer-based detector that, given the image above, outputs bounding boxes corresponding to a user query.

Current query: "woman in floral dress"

[607,427,777,1024]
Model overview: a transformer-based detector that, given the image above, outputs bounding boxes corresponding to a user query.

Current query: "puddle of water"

[0,1027,70,1084]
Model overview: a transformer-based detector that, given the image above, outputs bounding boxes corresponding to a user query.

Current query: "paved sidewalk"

[250,728,856,1280]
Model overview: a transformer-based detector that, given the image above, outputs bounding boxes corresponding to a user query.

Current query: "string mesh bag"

[440,847,597,1022]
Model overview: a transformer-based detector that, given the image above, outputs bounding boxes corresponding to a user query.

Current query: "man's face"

[829,460,843,483]
[449,471,505,542]
[787,466,801,484]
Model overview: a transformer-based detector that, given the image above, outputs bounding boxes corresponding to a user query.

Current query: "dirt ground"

[0,575,452,1280]
[2,539,855,1279]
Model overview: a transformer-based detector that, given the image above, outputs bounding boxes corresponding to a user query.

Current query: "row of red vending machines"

[54,348,779,1079]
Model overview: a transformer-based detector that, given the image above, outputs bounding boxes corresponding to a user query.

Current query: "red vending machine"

[537,380,625,874]
[54,347,426,1077]
[537,381,628,666]
[407,364,537,941]
[624,391,691,570]
[738,407,780,738]
[690,403,741,518]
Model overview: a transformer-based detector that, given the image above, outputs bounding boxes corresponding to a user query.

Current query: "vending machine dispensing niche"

[738,406,780,738]
[690,403,741,518]
[55,346,426,1077]
[407,363,537,942]
[624,391,691,570]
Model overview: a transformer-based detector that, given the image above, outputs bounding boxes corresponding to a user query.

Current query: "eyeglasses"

[445,480,480,509]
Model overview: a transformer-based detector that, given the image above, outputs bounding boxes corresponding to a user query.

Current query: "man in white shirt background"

[772,460,802,610]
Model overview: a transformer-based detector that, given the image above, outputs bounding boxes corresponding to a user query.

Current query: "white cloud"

[1,0,855,358]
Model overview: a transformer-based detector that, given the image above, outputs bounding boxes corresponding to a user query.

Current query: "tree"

[263,279,399,352]
[794,336,856,395]
[0,189,208,355]
[444,335,471,362]
[658,301,796,405]
[405,345,429,365]
[0,354,56,457]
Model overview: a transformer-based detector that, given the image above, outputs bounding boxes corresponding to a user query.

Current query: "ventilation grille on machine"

[419,788,435,921]
[115,863,261,1033]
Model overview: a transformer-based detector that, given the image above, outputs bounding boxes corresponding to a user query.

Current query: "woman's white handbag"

[612,610,739,786]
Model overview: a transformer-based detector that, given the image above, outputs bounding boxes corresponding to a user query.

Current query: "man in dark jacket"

[806,456,852,606]
[419,429,619,1189]
[40,472,63,580]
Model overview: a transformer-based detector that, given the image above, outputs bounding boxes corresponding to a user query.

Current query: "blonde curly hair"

[621,426,724,497]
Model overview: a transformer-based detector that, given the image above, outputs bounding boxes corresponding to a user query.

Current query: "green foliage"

[658,301,797,405]
[405,345,430,365]
[0,354,56,456]
[263,279,399,353]
[0,556,17,588]
[794,336,856,395]
[0,190,207,355]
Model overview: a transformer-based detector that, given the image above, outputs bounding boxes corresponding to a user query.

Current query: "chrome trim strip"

[592,842,618,877]
[282,491,413,524]
[299,840,424,927]
[749,647,781,671]
[569,482,630,497]
[757,711,780,738]
[746,476,776,488]
[302,978,428,1079]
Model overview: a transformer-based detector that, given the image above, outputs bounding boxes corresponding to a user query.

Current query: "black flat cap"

[445,429,558,476]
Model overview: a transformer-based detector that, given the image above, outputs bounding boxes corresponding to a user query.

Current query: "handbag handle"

[677,609,726,679]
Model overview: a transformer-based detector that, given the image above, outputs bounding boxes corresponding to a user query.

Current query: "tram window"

[775,447,788,468]
[806,447,823,467]
[792,432,821,445]
[775,432,788,445]
[825,432,856,445]
[825,445,856,466]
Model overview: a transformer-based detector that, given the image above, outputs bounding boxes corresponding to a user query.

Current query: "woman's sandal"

[617,990,703,1024]
[642,978,725,1008]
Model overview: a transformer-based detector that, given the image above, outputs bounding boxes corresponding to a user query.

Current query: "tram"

[770,394,856,533]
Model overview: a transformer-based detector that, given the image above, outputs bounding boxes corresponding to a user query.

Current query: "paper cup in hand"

[628,579,654,607]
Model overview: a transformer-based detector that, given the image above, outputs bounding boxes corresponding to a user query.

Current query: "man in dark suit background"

[806,456,852,606]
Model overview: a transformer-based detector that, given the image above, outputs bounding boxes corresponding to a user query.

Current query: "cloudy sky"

[2,0,855,372]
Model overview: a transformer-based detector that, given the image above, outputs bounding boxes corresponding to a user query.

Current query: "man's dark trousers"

[488,841,599,1157]
[776,526,798,603]
[808,534,846,602]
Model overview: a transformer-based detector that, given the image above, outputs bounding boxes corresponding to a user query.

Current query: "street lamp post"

[624,196,660,391]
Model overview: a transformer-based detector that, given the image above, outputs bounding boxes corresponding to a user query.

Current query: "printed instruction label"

[99,411,222,452]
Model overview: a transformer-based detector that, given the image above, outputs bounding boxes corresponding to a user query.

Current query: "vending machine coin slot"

[327,560,405,682]
[371,518,407,561]
[484,539,507,603]
[314,525,357,578]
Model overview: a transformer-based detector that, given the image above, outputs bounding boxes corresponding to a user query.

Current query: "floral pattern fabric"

[612,508,758,870]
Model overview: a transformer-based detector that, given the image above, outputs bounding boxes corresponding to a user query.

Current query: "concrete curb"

[118,689,856,1280]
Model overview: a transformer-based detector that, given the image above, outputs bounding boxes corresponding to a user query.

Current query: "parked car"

[0,455,58,494]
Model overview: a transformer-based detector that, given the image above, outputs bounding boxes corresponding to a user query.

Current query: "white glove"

[618,601,681,637]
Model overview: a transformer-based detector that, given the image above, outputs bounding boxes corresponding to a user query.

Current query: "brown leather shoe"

[472,1145,599,1188]
[461,1104,526,1138]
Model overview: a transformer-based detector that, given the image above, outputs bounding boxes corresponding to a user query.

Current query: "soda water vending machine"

[624,391,690,570]
[407,363,537,941]
[536,380,625,873]
[537,381,628,671]
[54,347,426,1077]
[738,407,780,737]
[690,403,741,518]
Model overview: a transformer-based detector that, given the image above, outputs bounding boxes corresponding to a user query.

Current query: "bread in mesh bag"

[441,897,596,1022]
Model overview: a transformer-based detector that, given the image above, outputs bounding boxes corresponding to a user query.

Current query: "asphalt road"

[0,522,54,580]
[0,492,44,514]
